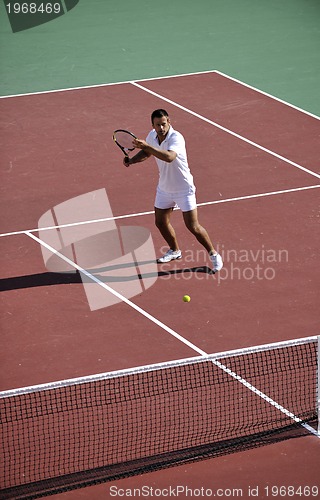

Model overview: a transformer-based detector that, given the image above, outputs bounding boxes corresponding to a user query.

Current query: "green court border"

[0,0,319,116]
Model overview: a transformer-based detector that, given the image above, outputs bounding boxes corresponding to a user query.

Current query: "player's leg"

[155,207,179,251]
[154,189,182,262]
[183,208,223,271]
[182,208,215,253]
[155,207,182,262]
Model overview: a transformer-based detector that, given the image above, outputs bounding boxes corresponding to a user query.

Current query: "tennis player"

[123,109,223,273]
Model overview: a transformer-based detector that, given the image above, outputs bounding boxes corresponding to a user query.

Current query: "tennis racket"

[113,129,137,157]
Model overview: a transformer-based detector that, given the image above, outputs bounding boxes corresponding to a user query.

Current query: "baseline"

[1,69,319,121]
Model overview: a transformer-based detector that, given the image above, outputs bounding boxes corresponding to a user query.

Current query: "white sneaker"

[210,252,223,273]
[157,249,182,263]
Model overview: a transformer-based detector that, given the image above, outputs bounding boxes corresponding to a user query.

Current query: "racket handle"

[123,157,131,167]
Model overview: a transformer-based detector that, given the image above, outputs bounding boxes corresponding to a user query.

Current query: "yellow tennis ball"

[183,295,191,302]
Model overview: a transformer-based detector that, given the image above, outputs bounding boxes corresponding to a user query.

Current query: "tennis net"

[1,336,319,499]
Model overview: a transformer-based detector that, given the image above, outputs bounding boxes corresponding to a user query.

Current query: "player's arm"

[133,138,177,163]
[123,149,151,167]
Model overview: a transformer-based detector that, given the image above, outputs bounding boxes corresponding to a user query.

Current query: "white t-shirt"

[146,126,195,194]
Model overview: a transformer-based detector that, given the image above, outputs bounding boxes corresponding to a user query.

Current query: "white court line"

[0,69,217,99]
[25,231,207,357]
[131,81,320,181]
[197,184,320,208]
[24,231,320,438]
[0,69,319,120]
[212,358,319,438]
[1,184,319,238]
[1,184,320,237]
[0,336,317,396]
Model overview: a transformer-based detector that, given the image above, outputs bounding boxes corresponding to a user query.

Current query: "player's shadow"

[0,261,214,292]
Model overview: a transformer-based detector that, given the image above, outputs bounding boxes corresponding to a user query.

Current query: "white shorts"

[155,187,197,212]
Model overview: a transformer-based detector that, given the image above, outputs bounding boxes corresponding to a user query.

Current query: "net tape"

[1,336,319,499]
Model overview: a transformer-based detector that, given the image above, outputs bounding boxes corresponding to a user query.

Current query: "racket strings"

[114,131,135,151]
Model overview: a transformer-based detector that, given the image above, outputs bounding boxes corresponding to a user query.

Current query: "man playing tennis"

[123,109,223,273]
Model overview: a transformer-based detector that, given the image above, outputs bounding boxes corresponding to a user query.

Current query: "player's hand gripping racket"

[113,129,137,166]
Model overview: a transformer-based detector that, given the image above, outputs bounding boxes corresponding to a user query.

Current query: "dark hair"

[151,109,169,124]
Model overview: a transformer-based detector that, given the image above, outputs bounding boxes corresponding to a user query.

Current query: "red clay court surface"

[1,72,320,498]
